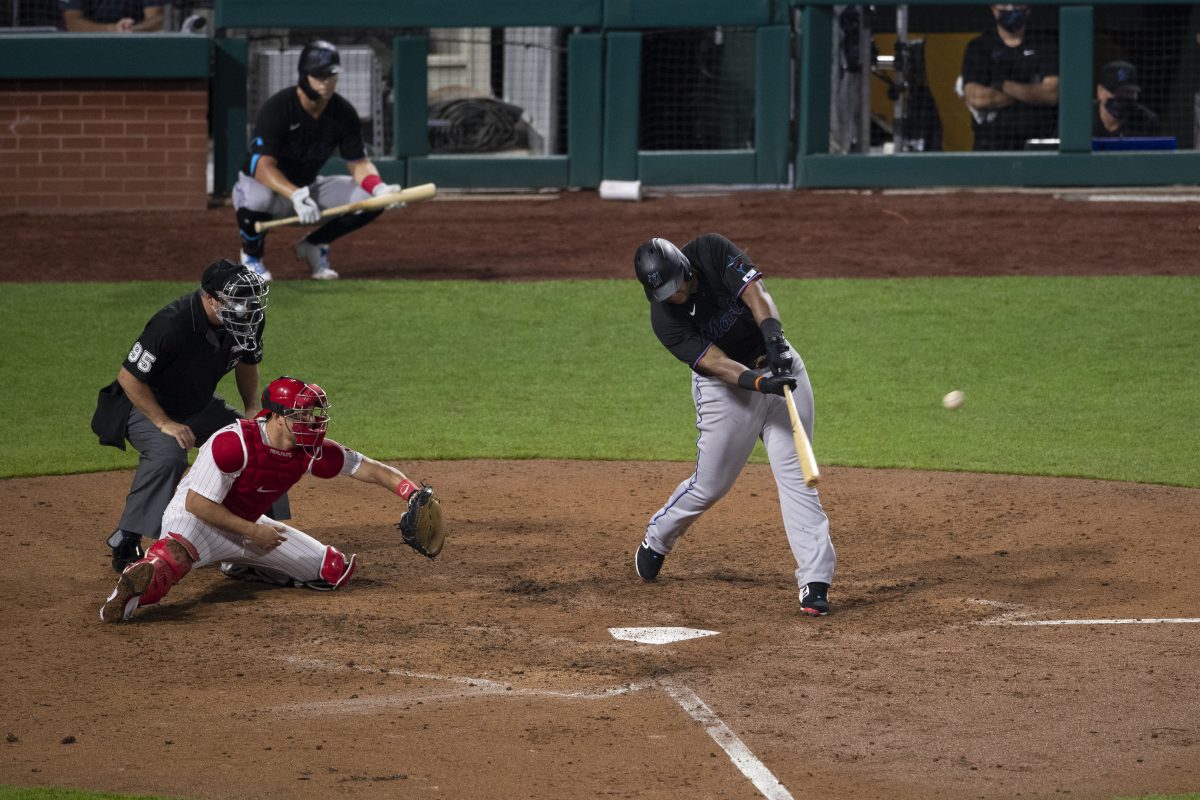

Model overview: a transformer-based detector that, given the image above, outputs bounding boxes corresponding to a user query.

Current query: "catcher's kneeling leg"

[100,534,196,623]
[220,545,356,591]
[306,545,356,591]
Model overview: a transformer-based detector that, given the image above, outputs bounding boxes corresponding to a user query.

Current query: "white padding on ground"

[599,179,642,201]
[608,626,719,644]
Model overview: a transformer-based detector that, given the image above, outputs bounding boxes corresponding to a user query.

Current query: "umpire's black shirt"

[649,234,766,373]
[242,87,368,188]
[120,292,263,420]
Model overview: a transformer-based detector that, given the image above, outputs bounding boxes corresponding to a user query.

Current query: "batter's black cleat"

[635,540,666,581]
[799,582,830,617]
[106,529,144,573]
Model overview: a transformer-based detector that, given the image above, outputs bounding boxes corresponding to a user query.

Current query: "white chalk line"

[280,655,653,706]
[662,682,795,800]
[965,599,1200,627]
[1005,617,1200,626]
[278,655,795,800]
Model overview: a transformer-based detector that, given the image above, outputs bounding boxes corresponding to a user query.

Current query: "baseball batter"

[234,40,402,282]
[632,234,835,616]
[100,376,443,623]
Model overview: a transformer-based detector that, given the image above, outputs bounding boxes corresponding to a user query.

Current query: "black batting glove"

[760,317,793,375]
[738,369,797,397]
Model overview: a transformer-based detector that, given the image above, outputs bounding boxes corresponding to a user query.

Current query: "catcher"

[101,375,445,623]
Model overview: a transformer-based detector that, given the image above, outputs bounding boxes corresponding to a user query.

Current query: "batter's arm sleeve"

[337,105,368,162]
[234,362,260,417]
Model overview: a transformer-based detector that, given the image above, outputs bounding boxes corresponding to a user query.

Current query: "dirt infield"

[3,190,1199,799]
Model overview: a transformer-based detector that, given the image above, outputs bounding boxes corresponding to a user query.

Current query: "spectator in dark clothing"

[960,4,1059,150]
[1093,60,1161,139]
[61,0,164,32]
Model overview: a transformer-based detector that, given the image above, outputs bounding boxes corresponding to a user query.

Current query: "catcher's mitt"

[398,484,445,559]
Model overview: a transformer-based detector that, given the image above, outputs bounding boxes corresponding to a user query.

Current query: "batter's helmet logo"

[634,238,693,302]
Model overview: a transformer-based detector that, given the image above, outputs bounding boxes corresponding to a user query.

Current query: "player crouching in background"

[100,376,445,623]
[233,40,402,282]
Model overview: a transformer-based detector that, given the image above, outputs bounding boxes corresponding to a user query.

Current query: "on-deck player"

[100,376,433,623]
[631,234,836,617]
[233,39,402,282]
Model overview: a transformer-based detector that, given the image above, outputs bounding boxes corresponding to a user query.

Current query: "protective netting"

[830,4,1200,153]
[638,27,757,151]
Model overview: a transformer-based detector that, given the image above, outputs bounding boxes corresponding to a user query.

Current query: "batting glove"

[290,186,321,225]
[371,182,405,209]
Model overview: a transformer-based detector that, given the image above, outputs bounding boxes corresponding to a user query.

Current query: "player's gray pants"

[643,355,835,590]
[232,172,370,219]
[118,397,290,538]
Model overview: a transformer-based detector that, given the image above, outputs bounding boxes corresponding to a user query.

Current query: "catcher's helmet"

[297,40,341,100]
[634,237,693,302]
[200,259,268,353]
[259,376,330,456]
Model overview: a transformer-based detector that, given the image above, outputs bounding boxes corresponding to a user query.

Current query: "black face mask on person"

[997,8,1029,32]
[1104,97,1133,120]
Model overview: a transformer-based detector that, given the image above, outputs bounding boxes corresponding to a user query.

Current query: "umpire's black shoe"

[635,540,666,581]
[106,529,144,573]
[800,582,831,617]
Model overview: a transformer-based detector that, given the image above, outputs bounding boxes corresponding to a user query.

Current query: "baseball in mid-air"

[942,390,965,410]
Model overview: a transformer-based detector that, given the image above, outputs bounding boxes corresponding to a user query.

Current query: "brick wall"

[0,78,209,213]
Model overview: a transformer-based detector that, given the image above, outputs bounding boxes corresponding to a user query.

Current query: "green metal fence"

[3,0,1198,192]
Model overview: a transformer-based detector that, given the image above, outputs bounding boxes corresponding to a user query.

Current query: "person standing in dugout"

[960,4,1059,151]
[632,235,835,617]
[233,39,402,282]
[93,259,288,573]
[100,376,446,624]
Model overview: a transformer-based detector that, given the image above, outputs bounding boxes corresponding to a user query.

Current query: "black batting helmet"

[298,40,341,79]
[634,237,693,302]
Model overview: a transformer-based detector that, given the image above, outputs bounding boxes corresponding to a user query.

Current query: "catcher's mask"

[297,40,341,101]
[634,237,693,302]
[201,259,268,353]
[258,376,330,456]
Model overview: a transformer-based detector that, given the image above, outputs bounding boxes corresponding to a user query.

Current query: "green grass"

[1,276,1197,486]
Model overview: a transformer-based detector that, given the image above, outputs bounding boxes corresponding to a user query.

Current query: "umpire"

[92,259,288,572]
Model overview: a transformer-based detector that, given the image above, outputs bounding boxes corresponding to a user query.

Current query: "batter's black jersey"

[120,292,263,420]
[242,87,367,188]
[649,234,766,373]
[961,28,1058,150]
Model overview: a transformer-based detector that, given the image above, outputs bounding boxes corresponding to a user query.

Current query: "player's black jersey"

[649,233,766,372]
[120,292,263,420]
[961,28,1058,150]
[242,87,367,188]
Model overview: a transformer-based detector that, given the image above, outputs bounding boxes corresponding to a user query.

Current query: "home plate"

[608,627,720,645]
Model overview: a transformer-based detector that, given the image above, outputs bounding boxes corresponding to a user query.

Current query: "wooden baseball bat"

[254,182,437,232]
[782,384,820,487]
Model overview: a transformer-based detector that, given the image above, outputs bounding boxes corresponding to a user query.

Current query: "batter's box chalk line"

[279,645,797,800]
[965,598,1200,626]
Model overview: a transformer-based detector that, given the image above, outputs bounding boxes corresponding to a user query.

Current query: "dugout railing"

[2,0,1199,203]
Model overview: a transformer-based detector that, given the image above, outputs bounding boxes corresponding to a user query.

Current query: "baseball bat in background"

[254,182,438,232]
[783,385,820,487]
